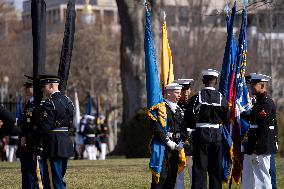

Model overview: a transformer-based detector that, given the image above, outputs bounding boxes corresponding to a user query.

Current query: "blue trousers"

[41,157,68,189]
[270,154,277,189]
[20,156,42,189]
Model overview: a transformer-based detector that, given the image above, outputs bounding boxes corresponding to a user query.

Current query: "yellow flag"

[160,20,174,91]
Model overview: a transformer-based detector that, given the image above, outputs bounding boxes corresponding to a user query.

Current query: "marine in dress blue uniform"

[35,75,74,189]
[151,83,186,189]
[241,73,277,189]
[184,69,230,189]
[16,76,42,189]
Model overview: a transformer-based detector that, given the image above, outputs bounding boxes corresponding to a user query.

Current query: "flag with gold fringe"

[219,1,236,183]
[144,9,167,183]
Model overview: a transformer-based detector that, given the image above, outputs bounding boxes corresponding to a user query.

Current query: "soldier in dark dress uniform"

[241,73,277,189]
[184,69,230,189]
[174,79,194,188]
[36,75,74,189]
[0,105,15,139]
[151,83,185,189]
[16,76,42,189]
[98,115,109,160]
[81,115,98,160]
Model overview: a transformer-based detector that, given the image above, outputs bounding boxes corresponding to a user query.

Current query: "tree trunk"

[112,0,161,155]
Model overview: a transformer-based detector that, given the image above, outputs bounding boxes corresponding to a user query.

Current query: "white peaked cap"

[165,83,183,90]
[250,73,271,82]
[174,79,194,85]
[201,69,219,77]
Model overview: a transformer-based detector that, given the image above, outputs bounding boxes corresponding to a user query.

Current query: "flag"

[96,95,101,125]
[85,95,93,115]
[231,8,252,184]
[219,2,236,183]
[73,90,81,131]
[144,10,167,183]
[58,0,76,93]
[160,18,174,91]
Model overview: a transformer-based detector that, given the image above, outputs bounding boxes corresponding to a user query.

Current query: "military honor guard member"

[151,83,185,189]
[241,73,278,189]
[184,69,230,189]
[16,76,41,189]
[35,75,74,189]
[174,79,194,189]
[98,115,109,160]
[81,115,98,160]
[0,105,15,139]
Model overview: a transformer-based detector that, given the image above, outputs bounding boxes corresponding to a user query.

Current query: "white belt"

[51,127,68,132]
[187,128,195,132]
[250,125,275,130]
[196,123,220,129]
[86,134,96,137]
[10,136,19,139]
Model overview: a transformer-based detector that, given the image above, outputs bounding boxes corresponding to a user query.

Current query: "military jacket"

[17,99,35,157]
[82,123,98,145]
[245,93,277,155]
[37,92,74,158]
[151,100,185,145]
[98,123,109,143]
[184,88,230,144]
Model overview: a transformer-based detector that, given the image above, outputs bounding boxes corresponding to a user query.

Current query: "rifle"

[31,1,46,188]
[58,0,76,93]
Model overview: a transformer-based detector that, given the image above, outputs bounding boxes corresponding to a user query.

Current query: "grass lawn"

[0,157,283,189]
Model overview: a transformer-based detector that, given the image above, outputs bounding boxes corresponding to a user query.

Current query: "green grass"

[0,158,283,189]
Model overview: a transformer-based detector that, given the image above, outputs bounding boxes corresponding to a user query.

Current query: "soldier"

[184,69,230,189]
[16,76,42,188]
[81,115,98,160]
[36,75,74,189]
[151,83,185,189]
[241,73,277,189]
[174,79,194,189]
[98,115,109,160]
[0,105,15,139]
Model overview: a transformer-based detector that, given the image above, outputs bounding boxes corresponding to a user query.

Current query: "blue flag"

[219,2,237,99]
[231,8,252,183]
[85,95,93,115]
[219,2,236,183]
[144,10,168,183]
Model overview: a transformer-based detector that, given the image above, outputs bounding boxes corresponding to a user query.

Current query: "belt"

[196,123,220,129]
[168,132,180,139]
[51,127,68,132]
[250,125,275,130]
[10,136,19,139]
[86,134,96,137]
[187,128,195,132]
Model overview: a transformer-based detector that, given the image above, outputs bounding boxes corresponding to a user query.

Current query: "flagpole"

[144,0,148,11]
[163,11,166,21]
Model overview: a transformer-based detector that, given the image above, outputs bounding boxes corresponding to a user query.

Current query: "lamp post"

[81,0,95,25]
[0,76,9,104]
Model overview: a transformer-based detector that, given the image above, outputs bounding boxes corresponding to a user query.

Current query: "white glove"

[276,142,279,150]
[176,141,184,151]
[166,140,177,150]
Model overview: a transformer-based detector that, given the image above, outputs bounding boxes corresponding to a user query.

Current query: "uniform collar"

[204,87,216,90]
[165,99,179,113]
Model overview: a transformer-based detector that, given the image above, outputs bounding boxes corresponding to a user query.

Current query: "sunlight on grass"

[0,158,283,188]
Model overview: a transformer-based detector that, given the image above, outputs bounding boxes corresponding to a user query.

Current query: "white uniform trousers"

[175,156,193,189]
[85,145,97,160]
[99,143,107,160]
[242,154,272,189]
[7,145,17,162]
